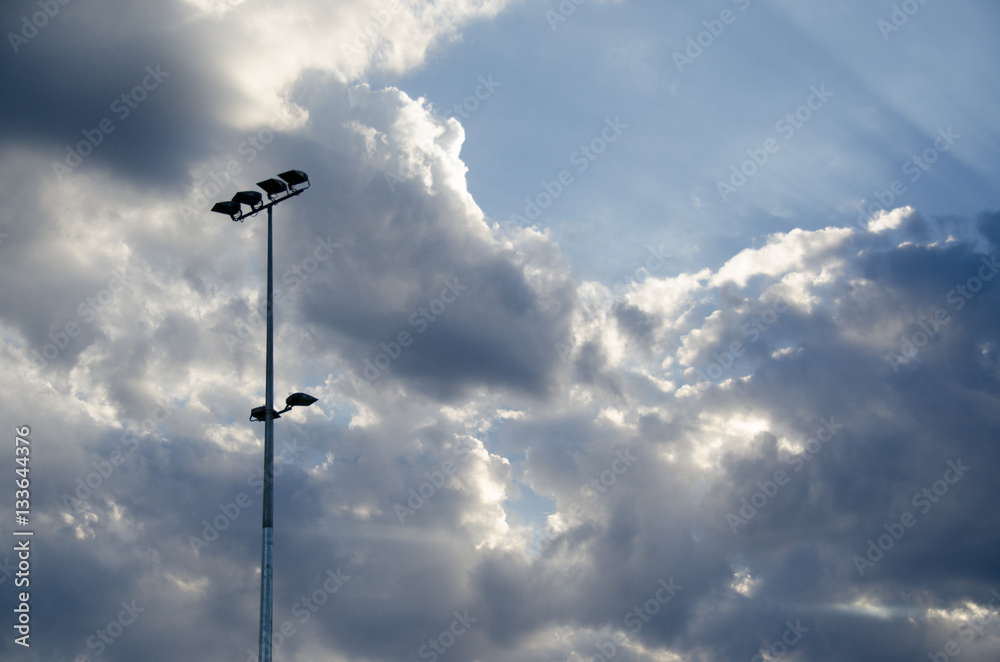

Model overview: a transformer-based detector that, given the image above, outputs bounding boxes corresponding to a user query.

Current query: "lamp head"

[278,170,309,189]
[256,178,288,198]
[250,406,280,422]
[232,190,263,210]
[211,200,242,221]
[285,392,318,408]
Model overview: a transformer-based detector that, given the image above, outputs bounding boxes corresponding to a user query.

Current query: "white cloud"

[3,0,1000,659]
[182,0,512,129]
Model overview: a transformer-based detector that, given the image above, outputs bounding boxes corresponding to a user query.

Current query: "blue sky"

[2,1,1000,661]
[389,0,999,281]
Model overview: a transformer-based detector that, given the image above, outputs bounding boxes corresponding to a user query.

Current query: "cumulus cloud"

[1,1,998,661]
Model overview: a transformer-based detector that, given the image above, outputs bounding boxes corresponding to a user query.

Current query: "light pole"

[212,170,317,662]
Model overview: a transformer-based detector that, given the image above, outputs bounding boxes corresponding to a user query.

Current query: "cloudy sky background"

[2,0,1000,660]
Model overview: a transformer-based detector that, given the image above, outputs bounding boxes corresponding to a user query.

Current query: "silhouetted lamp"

[278,169,309,188]
[210,170,312,662]
[249,392,319,421]
[256,177,288,198]
[210,200,242,219]
[232,190,264,211]
[284,392,318,408]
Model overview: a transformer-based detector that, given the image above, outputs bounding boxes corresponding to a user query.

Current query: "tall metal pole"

[211,173,311,662]
[259,203,275,662]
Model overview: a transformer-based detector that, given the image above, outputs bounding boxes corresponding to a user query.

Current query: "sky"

[1,0,1000,661]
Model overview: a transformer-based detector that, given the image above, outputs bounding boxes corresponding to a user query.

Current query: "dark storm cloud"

[515,215,1000,662]
[8,204,1000,662]
[242,209,1000,662]
[1,1,236,187]
[244,84,581,400]
[1,0,999,660]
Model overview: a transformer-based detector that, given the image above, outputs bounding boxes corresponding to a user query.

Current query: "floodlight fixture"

[211,169,312,662]
[251,392,318,420]
[211,200,242,220]
[258,392,319,419]
[256,177,288,198]
[250,406,280,422]
[285,392,318,408]
[278,170,309,190]
[233,190,264,210]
